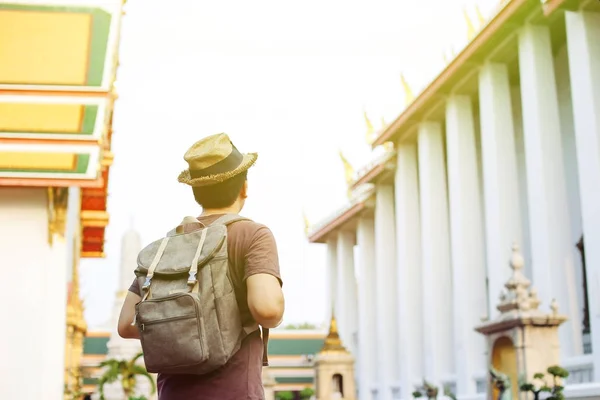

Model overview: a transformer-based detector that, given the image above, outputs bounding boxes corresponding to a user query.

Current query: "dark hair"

[192,171,247,209]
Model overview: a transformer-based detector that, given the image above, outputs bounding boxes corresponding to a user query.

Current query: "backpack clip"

[187,272,197,286]
[142,277,152,291]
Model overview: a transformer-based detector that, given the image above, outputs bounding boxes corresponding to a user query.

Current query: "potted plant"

[97,352,156,400]
[520,366,569,400]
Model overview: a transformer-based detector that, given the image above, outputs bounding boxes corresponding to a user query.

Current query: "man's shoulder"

[230,217,272,234]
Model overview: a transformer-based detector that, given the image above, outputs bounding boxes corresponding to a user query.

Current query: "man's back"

[128,214,282,400]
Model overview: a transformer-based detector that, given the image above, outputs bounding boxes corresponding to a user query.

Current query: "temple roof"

[0,0,126,257]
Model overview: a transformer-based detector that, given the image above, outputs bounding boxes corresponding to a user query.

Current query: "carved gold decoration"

[47,187,69,246]
[475,5,486,27]
[338,151,355,199]
[400,73,414,106]
[101,150,114,167]
[364,110,375,145]
[80,210,110,228]
[64,236,87,399]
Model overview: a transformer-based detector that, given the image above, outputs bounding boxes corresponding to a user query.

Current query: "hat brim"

[177,152,258,187]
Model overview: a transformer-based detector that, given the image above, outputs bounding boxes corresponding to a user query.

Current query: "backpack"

[133,214,269,375]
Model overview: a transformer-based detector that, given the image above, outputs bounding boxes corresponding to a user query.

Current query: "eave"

[372,0,539,147]
[307,185,376,244]
[350,150,396,191]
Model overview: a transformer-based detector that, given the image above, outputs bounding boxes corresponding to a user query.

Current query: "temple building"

[0,0,125,398]
[307,1,600,400]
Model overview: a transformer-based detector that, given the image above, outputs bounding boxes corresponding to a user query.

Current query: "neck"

[201,204,241,217]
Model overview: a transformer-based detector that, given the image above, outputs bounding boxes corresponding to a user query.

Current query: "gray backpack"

[133,214,269,375]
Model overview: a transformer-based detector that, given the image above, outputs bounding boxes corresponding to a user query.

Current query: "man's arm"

[247,273,285,328]
[244,225,285,329]
[118,291,141,339]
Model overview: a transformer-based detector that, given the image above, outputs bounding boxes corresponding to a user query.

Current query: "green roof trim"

[268,338,324,355]
[82,105,99,134]
[275,377,314,384]
[83,336,109,355]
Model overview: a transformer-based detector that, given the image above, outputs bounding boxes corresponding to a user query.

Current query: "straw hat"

[177,133,258,187]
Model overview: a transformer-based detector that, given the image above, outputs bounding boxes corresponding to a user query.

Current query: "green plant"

[275,391,294,400]
[97,352,156,400]
[519,366,569,400]
[300,387,315,399]
[412,380,438,400]
[128,396,148,400]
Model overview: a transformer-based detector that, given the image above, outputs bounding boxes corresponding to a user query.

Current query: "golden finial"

[364,110,375,145]
[400,73,414,106]
[464,8,476,41]
[338,151,354,185]
[380,116,387,130]
[302,210,311,236]
[321,308,347,352]
[475,5,486,27]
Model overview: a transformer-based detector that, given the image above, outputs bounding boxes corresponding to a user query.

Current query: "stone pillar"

[326,237,338,326]
[394,142,424,400]
[374,184,397,400]
[565,10,600,380]
[357,217,377,400]
[337,230,358,356]
[0,188,61,400]
[445,95,487,395]
[478,63,524,319]
[518,23,581,358]
[417,122,453,384]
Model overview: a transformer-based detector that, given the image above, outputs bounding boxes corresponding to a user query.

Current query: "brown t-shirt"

[128,214,282,400]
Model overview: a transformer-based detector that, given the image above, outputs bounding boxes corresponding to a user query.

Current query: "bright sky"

[81,0,501,330]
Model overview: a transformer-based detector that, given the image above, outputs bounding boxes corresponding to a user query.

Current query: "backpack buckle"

[187,272,197,286]
[142,277,152,291]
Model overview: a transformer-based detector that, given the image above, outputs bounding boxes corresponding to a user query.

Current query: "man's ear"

[241,180,248,199]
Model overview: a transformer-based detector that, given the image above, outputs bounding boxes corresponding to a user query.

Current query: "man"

[117,133,285,400]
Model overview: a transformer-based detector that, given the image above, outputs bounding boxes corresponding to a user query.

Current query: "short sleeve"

[128,277,141,296]
[244,226,282,286]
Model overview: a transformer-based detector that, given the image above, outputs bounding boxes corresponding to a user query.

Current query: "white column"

[374,184,398,400]
[417,122,453,384]
[337,230,358,356]
[445,96,487,395]
[357,217,377,400]
[0,188,61,400]
[326,237,338,325]
[565,10,600,380]
[478,63,524,318]
[518,23,582,358]
[395,142,424,400]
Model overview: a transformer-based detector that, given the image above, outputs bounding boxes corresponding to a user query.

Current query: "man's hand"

[118,291,142,339]
[246,273,285,328]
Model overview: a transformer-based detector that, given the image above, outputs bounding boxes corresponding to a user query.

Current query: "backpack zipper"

[139,314,195,332]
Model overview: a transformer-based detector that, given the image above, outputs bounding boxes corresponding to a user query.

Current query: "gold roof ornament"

[475,5,486,28]
[380,116,387,130]
[320,309,347,353]
[364,110,375,145]
[338,151,355,186]
[400,73,414,106]
[464,8,477,41]
[383,142,394,152]
[302,210,311,236]
[66,236,87,333]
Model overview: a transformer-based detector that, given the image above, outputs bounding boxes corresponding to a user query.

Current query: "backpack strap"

[209,213,250,227]
[210,213,270,364]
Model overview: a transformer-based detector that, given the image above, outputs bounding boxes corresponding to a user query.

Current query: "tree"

[300,387,315,399]
[519,365,569,400]
[97,352,156,400]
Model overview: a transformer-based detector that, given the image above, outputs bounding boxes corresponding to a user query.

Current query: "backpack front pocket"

[136,293,209,373]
